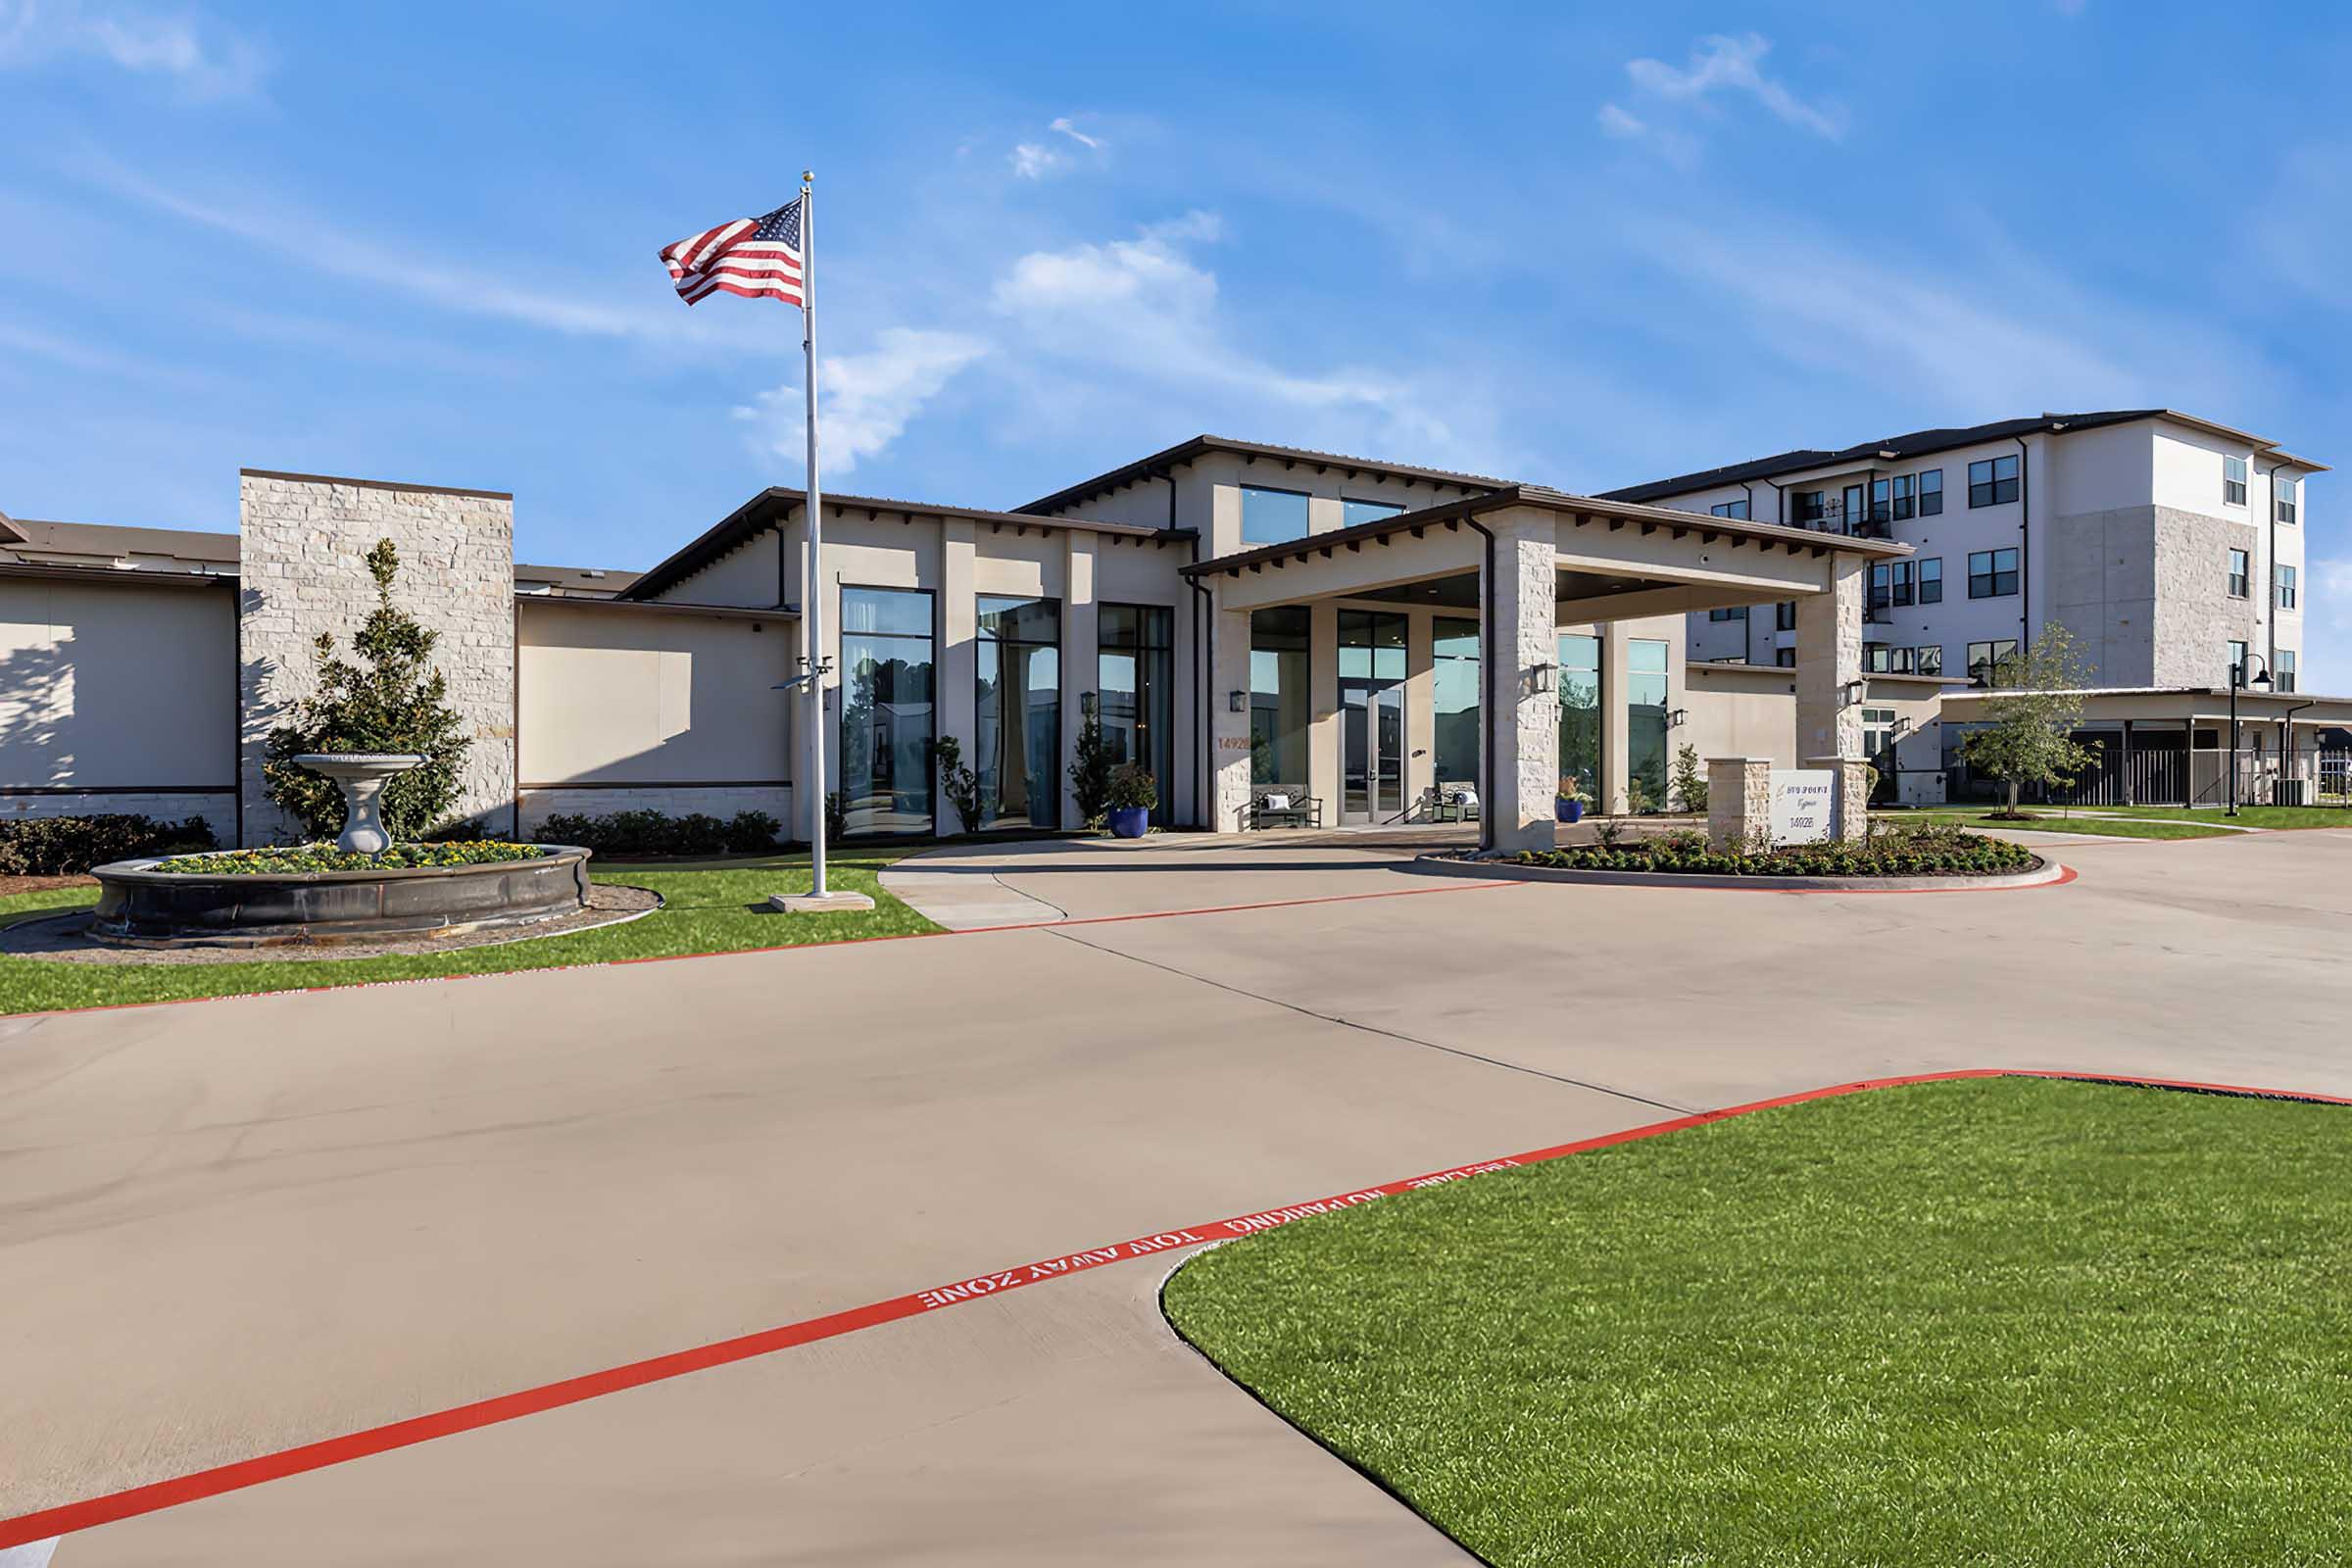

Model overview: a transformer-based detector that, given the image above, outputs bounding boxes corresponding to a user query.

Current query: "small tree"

[1959,624,2098,818]
[1672,743,1709,813]
[934,736,985,835]
[264,539,472,842]
[1069,707,1117,827]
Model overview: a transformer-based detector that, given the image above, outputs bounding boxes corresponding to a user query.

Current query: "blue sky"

[3,1,2348,677]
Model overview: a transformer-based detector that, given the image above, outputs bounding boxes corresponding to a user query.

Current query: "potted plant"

[1555,775,1586,824]
[1106,762,1157,839]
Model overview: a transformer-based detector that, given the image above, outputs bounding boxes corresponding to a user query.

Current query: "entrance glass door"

[1340,610,1407,823]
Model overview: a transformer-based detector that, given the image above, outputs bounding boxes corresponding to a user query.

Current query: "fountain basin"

[88,845,593,947]
[292,752,428,855]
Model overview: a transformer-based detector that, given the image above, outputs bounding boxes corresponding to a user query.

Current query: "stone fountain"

[295,752,427,853]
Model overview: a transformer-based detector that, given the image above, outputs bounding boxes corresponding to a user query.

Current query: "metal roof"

[1016,434,1509,517]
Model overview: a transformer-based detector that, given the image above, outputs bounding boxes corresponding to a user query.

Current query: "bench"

[1249,792,1323,830]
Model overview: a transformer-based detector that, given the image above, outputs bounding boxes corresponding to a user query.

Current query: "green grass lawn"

[1163,1077,2352,1567]
[2075,805,2352,830]
[1883,808,2234,840]
[0,849,935,1016]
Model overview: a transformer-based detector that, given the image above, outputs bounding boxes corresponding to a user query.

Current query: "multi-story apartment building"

[1602,411,2321,696]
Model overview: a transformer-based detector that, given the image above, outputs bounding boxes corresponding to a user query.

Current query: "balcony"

[1788,502,1895,539]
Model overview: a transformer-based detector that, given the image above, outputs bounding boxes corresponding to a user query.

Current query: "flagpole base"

[766,890,875,914]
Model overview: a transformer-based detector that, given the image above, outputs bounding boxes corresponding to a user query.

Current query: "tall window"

[1868,477,1891,527]
[2278,650,2298,693]
[2227,640,2249,685]
[1629,639,1670,808]
[1868,563,1891,612]
[1250,607,1311,795]
[1343,497,1402,527]
[1242,485,1310,546]
[1968,548,2019,599]
[1099,604,1173,824]
[1916,645,1943,676]
[1918,557,1943,604]
[976,596,1061,829]
[1791,490,1827,525]
[1918,468,1944,515]
[2224,454,2248,506]
[1433,618,1481,785]
[1891,473,1916,521]
[1776,600,1797,630]
[2277,475,2298,524]
[1709,498,1750,519]
[2278,564,2298,609]
[840,587,935,836]
[1967,639,2018,688]
[1774,647,1795,668]
[2228,549,2250,599]
[1842,484,1865,532]
[1968,455,2020,508]
[1558,634,1602,800]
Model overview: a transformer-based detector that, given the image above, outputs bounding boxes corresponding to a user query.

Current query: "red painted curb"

[1,1064,2342,1549]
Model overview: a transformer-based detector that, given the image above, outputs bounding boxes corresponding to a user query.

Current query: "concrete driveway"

[6,826,2351,1563]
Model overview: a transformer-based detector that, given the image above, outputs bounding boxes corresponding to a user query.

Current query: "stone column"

[1598,621,1631,815]
[1804,756,1873,843]
[1707,757,1771,852]
[1483,515,1559,853]
[1210,597,1253,833]
[238,470,514,847]
[1794,557,1865,767]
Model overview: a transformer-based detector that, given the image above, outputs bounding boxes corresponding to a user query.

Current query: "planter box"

[89,846,594,947]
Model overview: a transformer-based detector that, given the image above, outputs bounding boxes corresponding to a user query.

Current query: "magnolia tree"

[1959,624,2098,817]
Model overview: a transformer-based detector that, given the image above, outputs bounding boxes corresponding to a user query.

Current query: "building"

[2,418,2339,852]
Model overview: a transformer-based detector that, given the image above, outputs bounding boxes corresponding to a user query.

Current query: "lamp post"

[2228,652,2272,817]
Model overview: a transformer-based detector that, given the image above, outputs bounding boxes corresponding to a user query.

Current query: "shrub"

[1069,710,1117,827]
[533,808,780,858]
[1672,744,1709,813]
[935,736,985,835]
[723,810,782,855]
[158,842,545,875]
[1107,760,1159,812]
[0,813,218,876]
[1510,822,2033,880]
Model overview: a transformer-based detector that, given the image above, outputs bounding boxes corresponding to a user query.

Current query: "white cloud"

[1602,32,1843,162]
[1008,115,1108,179]
[0,0,269,99]
[734,327,989,477]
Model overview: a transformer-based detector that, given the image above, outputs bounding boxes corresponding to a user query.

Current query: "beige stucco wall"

[0,575,239,839]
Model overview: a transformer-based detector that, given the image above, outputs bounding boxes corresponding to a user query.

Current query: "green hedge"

[0,813,219,876]
[1514,825,2035,879]
[158,842,548,875]
[533,808,781,858]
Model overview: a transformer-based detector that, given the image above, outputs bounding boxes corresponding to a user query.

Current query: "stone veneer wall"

[238,471,516,846]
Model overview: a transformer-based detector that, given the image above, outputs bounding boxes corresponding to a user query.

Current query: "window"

[1241,484,1310,546]
[1773,647,1795,668]
[1918,468,1944,515]
[2227,639,2249,686]
[1867,646,1932,675]
[1842,484,1865,532]
[1967,639,2019,687]
[1776,600,1797,631]
[840,587,936,835]
[1867,645,1894,674]
[2228,549,2250,599]
[2224,454,2248,507]
[1628,639,1670,808]
[1968,548,2019,599]
[1918,558,1942,604]
[1891,473,1916,521]
[1791,490,1827,525]
[1433,618,1481,786]
[1868,478,1892,527]
[2278,563,2298,610]
[1868,563,1891,612]
[1250,607,1312,793]
[1892,562,1917,607]
[1342,497,1403,528]
[1916,645,1943,676]
[1968,455,2020,508]
[1709,498,1750,519]
[2278,650,2298,693]
[2277,475,2298,525]
[1099,604,1173,825]
[976,596,1061,830]
[1861,707,1899,762]
[1558,634,1602,797]
[1709,606,1748,621]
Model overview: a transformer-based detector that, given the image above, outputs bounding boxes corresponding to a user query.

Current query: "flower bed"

[1509,824,2036,879]
[154,841,551,876]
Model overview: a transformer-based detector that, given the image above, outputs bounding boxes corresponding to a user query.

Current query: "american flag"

[659,197,804,308]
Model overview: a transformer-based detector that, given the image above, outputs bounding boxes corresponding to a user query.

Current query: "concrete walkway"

[8,826,2352,1562]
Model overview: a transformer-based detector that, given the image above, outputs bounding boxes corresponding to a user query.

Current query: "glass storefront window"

[1339,610,1407,821]
[1250,607,1311,796]
[840,587,935,835]
[1558,633,1600,801]
[1629,638,1670,809]
[1242,486,1310,546]
[1099,604,1174,823]
[976,595,1060,829]
[1433,618,1480,785]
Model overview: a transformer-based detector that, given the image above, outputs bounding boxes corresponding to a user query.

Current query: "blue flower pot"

[1108,807,1151,839]
[1555,798,1584,823]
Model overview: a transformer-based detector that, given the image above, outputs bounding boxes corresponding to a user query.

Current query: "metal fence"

[1948,738,2352,809]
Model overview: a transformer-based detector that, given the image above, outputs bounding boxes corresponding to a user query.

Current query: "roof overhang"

[1017,434,1507,516]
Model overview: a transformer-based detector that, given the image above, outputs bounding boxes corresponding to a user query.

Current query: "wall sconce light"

[1666,708,1688,728]
[1841,678,1867,708]
[1229,690,1248,712]
[1530,662,1556,695]
[1081,691,1099,718]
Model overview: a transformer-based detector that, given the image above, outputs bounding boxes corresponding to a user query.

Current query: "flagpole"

[800,169,829,900]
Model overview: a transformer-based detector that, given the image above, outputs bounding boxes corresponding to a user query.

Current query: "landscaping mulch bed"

[0,882,661,965]
[0,873,95,900]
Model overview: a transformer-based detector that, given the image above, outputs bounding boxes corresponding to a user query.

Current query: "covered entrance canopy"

[1184,484,1910,850]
